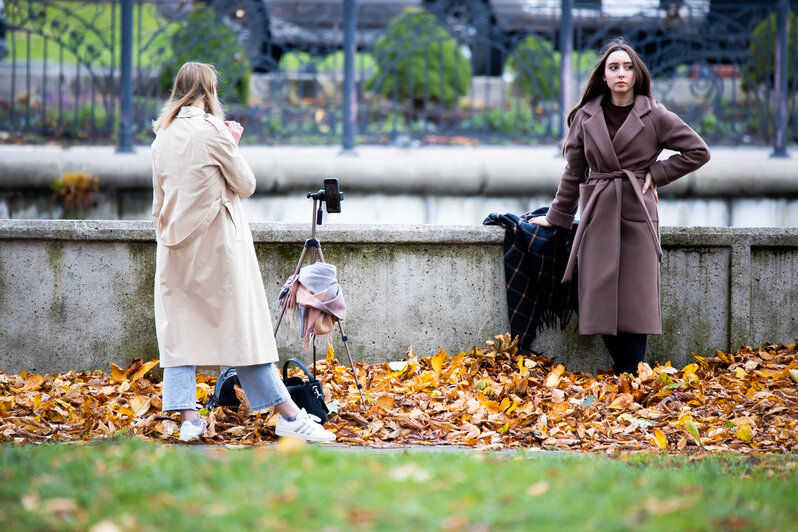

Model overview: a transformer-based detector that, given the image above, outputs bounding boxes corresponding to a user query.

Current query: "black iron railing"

[0,0,795,153]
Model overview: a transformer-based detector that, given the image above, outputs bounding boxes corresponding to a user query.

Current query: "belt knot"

[588,169,646,181]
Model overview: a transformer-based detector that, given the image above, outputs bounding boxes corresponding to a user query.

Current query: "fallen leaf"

[128,360,159,383]
[129,396,151,418]
[326,344,335,362]
[544,365,565,388]
[430,349,447,377]
[22,375,44,392]
[736,424,754,444]
[388,361,408,372]
[89,521,122,532]
[389,463,431,482]
[525,482,549,497]
[684,422,703,446]
[652,428,668,450]
[374,395,394,410]
[275,436,306,455]
[42,498,78,514]
[109,364,128,383]
[608,393,633,410]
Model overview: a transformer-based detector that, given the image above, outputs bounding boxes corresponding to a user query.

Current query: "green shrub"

[699,112,718,135]
[34,100,115,137]
[365,9,471,108]
[505,35,558,103]
[467,99,535,134]
[506,36,598,104]
[742,11,798,92]
[157,6,251,104]
[280,51,377,73]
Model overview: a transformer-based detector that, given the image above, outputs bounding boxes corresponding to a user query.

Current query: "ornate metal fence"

[0,0,795,150]
[0,1,121,139]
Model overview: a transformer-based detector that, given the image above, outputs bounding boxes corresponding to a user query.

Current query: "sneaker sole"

[275,428,335,443]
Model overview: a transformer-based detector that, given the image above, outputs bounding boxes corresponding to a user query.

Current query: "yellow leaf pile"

[1,335,797,453]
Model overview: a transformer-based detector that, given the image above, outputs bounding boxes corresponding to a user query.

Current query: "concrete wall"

[0,220,796,374]
[3,145,798,227]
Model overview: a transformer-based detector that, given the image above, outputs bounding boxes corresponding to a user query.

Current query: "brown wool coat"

[545,95,710,336]
[152,106,279,367]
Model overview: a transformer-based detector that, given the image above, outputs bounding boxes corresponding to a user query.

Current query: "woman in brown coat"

[152,62,334,442]
[531,40,710,374]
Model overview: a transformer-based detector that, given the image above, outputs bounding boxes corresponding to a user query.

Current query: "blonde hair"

[153,62,225,131]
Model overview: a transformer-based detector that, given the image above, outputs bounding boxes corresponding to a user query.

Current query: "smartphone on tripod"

[324,178,342,214]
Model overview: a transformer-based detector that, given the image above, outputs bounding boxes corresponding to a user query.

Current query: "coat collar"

[177,106,206,118]
[581,94,653,168]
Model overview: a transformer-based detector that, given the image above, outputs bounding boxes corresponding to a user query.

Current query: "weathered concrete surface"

[0,221,796,374]
[4,144,798,227]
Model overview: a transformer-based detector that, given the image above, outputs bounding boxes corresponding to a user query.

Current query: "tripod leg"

[337,320,367,410]
[273,245,310,336]
[312,335,317,379]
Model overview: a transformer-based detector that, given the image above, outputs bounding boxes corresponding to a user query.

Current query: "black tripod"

[273,181,366,409]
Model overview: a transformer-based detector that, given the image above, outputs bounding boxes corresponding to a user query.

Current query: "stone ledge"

[0,220,505,245]
[2,219,796,246]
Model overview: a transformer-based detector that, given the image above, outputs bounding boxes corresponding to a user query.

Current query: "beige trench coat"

[152,106,279,367]
[546,95,710,336]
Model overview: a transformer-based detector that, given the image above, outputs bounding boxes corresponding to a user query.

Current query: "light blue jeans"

[162,363,290,412]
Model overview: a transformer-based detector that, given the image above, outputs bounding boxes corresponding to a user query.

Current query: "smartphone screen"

[324,178,341,213]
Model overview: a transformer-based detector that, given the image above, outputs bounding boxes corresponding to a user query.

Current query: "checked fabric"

[483,207,579,353]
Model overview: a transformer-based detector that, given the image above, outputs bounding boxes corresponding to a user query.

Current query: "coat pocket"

[620,179,659,222]
[223,201,243,242]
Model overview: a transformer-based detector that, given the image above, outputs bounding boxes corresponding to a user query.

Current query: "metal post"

[772,0,790,158]
[117,0,134,153]
[341,0,357,153]
[560,0,574,144]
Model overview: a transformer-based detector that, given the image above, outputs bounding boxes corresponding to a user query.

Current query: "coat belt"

[561,169,662,283]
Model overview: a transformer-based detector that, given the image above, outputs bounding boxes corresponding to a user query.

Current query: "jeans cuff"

[249,393,290,412]
[161,403,197,412]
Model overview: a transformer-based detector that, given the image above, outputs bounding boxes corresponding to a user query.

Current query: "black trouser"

[601,333,647,375]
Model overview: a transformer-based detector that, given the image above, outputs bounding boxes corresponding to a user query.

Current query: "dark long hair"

[566,39,652,127]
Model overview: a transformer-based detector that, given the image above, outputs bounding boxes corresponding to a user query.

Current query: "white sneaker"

[179,418,207,442]
[275,409,336,442]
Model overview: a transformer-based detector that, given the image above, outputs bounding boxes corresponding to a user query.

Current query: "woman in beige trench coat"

[531,40,710,375]
[152,62,334,442]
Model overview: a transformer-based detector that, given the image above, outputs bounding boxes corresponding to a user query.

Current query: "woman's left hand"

[528,216,553,227]
[642,171,658,202]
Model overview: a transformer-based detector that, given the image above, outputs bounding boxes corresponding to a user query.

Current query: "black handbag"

[206,361,329,424]
[282,358,330,424]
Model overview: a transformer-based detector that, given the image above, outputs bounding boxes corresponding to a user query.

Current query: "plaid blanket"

[483,207,579,353]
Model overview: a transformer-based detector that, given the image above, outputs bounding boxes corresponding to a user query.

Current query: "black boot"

[602,333,647,376]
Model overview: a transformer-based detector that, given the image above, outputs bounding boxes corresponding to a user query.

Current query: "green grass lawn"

[1,437,796,531]
[5,1,166,66]
[5,2,375,74]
